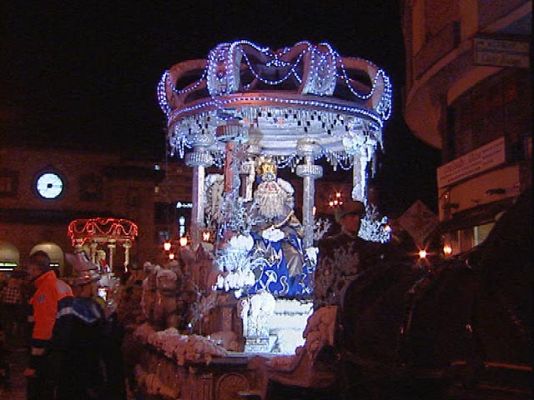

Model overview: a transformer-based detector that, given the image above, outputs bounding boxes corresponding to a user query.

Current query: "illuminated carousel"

[67,217,138,272]
[131,40,392,399]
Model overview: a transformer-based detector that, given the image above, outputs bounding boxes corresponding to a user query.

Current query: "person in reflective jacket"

[24,251,73,400]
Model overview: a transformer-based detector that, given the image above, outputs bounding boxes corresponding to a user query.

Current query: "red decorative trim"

[67,217,138,246]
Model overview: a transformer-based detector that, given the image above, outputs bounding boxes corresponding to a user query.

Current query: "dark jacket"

[56,296,106,400]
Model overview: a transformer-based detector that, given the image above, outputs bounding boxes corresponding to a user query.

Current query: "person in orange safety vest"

[24,250,73,400]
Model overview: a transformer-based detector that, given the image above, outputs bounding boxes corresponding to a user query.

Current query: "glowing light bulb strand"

[241,51,305,86]
[160,40,392,122]
[171,69,207,95]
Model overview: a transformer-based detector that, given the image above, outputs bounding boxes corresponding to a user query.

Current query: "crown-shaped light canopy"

[158,40,392,170]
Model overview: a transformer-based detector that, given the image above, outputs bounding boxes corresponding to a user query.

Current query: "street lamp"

[328,191,344,208]
[163,241,172,252]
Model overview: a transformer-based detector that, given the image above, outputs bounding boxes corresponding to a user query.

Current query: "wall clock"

[36,172,64,199]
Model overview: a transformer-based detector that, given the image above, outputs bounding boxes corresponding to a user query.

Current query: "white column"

[351,150,368,202]
[123,240,132,272]
[296,140,322,249]
[107,239,116,272]
[74,238,84,254]
[89,241,98,263]
[185,150,213,249]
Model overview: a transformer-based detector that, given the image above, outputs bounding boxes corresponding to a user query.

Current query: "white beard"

[254,181,287,220]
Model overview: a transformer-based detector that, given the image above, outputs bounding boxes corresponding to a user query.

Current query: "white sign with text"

[474,37,529,68]
[437,137,506,188]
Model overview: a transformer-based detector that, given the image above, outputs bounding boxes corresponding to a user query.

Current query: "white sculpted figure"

[153,268,178,329]
[140,262,159,322]
[240,291,276,337]
[204,173,225,227]
[252,159,295,227]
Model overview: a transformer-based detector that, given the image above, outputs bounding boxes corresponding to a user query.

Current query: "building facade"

[0,146,192,273]
[402,0,531,254]
[0,143,354,273]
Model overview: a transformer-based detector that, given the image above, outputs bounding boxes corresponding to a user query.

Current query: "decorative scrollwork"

[216,373,249,400]
[160,40,392,170]
[185,151,213,167]
[67,218,138,246]
[296,164,323,179]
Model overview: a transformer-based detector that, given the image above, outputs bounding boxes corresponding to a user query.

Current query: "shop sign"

[176,201,193,209]
[398,200,439,246]
[474,37,529,68]
[437,137,505,188]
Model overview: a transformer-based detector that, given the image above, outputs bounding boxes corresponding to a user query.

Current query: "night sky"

[1,1,440,215]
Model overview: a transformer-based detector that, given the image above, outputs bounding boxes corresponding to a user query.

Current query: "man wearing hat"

[314,200,383,309]
[54,251,106,400]
[334,200,366,238]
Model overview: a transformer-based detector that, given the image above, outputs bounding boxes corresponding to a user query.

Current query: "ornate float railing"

[67,217,138,268]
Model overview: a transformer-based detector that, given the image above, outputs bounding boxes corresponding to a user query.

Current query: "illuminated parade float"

[129,40,392,399]
[67,217,139,305]
[67,217,138,272]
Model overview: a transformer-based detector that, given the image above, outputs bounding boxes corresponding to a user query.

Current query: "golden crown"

[256,159,277,176]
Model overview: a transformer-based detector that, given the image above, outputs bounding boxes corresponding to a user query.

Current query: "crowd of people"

[0,270,30,342]
[0,251,129,400]
[0,198,410,400]
[0,269,31,389]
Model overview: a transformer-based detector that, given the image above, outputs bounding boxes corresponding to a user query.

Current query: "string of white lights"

[159,40,392,172]
[241,51,305,86]
[158,40,392,116]
[168,96,385,127]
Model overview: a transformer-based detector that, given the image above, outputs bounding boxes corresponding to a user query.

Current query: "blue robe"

[248,230,314,298]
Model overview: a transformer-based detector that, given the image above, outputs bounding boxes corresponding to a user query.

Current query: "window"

[447,230,461,255]
[154,202,191,241]
[459,228,474,253]
[127,188,140,208]
[178,216,186,238]
[448,70,531,159]
[474,222,494,246]
[79,173,103,201]
[0,170,19,197]
[156,230,170,244]
[425,0,458,37]
[154,202,173,225]
[447,222,495,255]
[446,228,474,255]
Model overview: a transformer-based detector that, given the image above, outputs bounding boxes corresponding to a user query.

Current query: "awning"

[437,198,515,234]
[0,240,20,265]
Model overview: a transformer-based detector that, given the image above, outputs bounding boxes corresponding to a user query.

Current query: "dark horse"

[338,190,532,399]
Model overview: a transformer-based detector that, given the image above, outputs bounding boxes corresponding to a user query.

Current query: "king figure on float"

[247,158,311,298]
